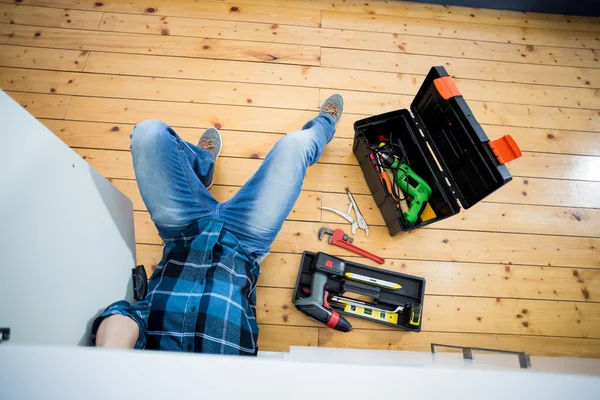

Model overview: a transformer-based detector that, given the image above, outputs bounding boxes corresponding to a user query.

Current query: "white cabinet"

[0,90,136,346]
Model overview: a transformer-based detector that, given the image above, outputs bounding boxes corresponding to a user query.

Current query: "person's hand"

[95,314,139,349]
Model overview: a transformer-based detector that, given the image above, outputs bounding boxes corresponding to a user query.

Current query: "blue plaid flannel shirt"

[92,219,260,355]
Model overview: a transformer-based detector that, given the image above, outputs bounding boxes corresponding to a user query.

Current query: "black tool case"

[353,66,521,236]
[292,251,426,332]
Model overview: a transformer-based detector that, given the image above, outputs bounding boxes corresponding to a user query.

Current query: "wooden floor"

[2,0,600,357]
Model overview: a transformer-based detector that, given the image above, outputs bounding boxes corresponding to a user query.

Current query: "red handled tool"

[318,227,385,264]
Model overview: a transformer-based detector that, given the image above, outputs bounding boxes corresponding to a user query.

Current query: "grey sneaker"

[319,94,344,125]
[198,127,222,189]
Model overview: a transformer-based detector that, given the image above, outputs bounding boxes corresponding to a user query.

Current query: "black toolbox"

[292,251,426,332]
[353,66,522,236]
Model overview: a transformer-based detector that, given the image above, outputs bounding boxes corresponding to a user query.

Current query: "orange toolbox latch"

[488,135,522,165]
[434,76,461,100]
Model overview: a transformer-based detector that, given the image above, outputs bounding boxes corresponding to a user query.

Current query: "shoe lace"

[200,139,217,152]
[323,102,341,119]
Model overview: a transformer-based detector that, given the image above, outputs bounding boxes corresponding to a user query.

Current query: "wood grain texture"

[131,214,600,268]
[319,89,600,132]
[233,0,600,32]
[39,119,600,164]
[318,330,600,358]
[0,24,321,65]
[0,3,103,30]
[321,192,600,237]
[83,51,600,110]
[6,90,69,118]
[321,10,600,50]
[259,325,318,351]
[272,221,600,268]
[487,178,600,209]
[0,45,88,71]
[255,287,600,338]
[322,47,600,89]
[0,66,320,110]
[40,119,355,165]
[257,253,600,303]
[73,148,367,193]
[3,0,600,357]
[68,145,600,210]
[136,245,600,303]
[96,11,600,68]
[6,0,598,32]
[63,96,360,137]
[0,0,321,27]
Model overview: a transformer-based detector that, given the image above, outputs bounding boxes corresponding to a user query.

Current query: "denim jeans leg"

[131,120,218,239]
[219,115,336,259]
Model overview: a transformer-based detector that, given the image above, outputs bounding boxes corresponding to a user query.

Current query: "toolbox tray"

[292,251,426,332]
[353,66,518,236]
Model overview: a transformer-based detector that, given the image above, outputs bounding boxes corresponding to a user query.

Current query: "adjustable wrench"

[318,227,385,264]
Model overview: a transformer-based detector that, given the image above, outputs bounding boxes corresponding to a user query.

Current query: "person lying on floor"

[92,94,344,355]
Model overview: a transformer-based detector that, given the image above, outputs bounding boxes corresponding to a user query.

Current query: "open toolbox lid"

[410,66,521,209]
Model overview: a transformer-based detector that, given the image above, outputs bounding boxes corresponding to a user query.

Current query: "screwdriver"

[344,272,402,290]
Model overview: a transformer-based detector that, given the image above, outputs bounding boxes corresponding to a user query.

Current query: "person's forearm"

[95,314,139,349]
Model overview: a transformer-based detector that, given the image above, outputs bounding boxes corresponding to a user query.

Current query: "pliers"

[319,186,370,237]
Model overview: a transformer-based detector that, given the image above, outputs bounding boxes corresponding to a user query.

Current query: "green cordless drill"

[375,144,432,224]
[395,163,432,224]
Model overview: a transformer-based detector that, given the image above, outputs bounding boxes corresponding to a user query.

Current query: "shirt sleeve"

[91,300,151,349]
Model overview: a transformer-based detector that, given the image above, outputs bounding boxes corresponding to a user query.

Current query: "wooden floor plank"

[320,89,600,133]
[5,0,599,357]
[83,51,600,109]
[60,95,600,153]
[258,325,318,351]
[126,177,598,239]
[321,10,600,50]
[109,171,600,218]
[134,216,600,268]
[318,330,600,358]
[321,193,600,238]
[0,3,103,30]
[107,171,600,235]
[64,136,600,186]
[39,119,600,162]
[0,67,320,110]
[9,0,600,32]
[322,47,600,89]
[72,148,368,193]
[67,146,600,212]
[41,119,356,165]
[111,174,599,212]
[274,221,600,268]
[0,44,88,71]
[5,68,599,140]
[1,0,322,27]
[258,254,600,303]
[256,287,600,338]
[136,244,599,303]
[240,0,600,32]
[487,178,600,209]
[63,95,361,138]
[0,24,322,66]
[95,11,600,68]
[6,91,69,118]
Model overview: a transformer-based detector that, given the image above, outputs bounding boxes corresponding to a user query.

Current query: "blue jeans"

[131,115,336,260]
